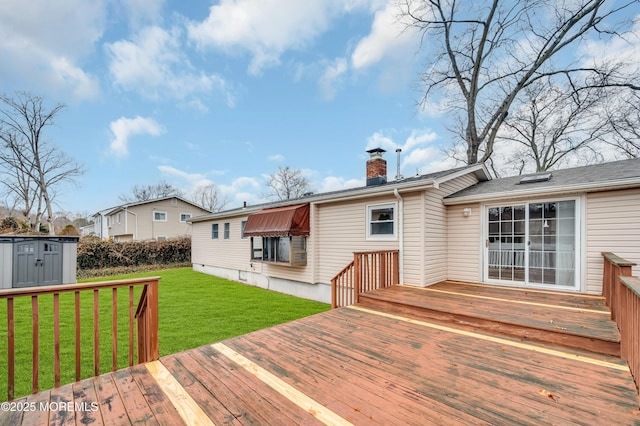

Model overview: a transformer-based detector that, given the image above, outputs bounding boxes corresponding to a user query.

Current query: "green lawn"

[0,267,330,401]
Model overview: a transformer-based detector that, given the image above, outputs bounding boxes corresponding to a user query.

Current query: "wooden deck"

[3,283,640,425]
[359,281,622,356]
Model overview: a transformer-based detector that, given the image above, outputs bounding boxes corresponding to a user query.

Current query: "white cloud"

[318,176,364,192]
[0,0,105,100]
[108,116,164,157]
[119,0,165,28]
[158,165,212,188]
[365,128,444,175]
[219,176,263,206]
[188,0,369,75]
[350,2,417,70]
[319,57,348,100]
[268,154,285,162]
[106,26,234,108]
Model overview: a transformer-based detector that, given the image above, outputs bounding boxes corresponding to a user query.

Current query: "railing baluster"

[129,285,134,367]
[112,287,118,372]
[32,295,39,395]
[7,297,15,401]
[94,289,100,376]
[75,291,81,382]
[53,293,60,388]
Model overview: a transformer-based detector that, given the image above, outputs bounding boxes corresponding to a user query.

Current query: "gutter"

[443,177,640,206]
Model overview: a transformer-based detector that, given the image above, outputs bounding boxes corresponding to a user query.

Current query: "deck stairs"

[357,280,621,357]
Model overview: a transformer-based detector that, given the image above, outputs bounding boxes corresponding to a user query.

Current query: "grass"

[0,267,330,401]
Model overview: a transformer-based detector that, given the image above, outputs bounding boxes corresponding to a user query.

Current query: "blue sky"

[1,0,637,215]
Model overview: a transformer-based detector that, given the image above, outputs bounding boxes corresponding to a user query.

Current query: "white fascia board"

[433,163,491,187]
[443,177,640,205]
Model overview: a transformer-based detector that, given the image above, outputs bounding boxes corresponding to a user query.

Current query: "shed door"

[13,240,63,287]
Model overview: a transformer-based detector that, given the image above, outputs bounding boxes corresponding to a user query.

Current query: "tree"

[0,91,85,235]
[604,91,640,158]
[265,166,311,201]
[191,183,228,212]
[119,180,184,203]
[493,79,610,175]
[400,0,640,165]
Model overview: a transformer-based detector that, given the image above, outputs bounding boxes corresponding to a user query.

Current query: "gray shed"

[0,235,79,289]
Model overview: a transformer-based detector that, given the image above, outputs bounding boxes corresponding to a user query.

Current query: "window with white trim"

[212,224,219,239]
[367,203,396,239]
[224,222,230,239]
[180,213,191,222]
[153,211,167,221]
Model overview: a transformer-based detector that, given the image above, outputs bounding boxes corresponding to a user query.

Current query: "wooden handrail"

[1,277,160,401]
[331,250,399,308]
[601,253,639,402]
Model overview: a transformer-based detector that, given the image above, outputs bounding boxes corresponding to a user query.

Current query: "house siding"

[586,188,640,294]
[316,195,400,284]
[108,198,208,241]
[447,202,482,283]
[421,175,481,286]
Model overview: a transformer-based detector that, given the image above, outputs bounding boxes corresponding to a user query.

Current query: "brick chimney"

[366,148,387,187]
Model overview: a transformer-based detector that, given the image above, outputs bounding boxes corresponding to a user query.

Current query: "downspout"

[393,188,404,284]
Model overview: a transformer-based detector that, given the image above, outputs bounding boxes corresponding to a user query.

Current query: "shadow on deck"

[2,282,639,425]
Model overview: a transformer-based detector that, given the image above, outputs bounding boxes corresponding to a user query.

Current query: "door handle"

[35,259,42,267]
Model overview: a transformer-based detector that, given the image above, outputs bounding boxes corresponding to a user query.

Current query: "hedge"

[77,237,191,270]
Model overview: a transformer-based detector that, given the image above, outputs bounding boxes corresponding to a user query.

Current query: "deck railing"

[331,250,399,308]
[1,277,160,401]
[602,252,639,399]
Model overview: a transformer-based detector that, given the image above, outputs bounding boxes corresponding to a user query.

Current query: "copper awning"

[243,204,310,237]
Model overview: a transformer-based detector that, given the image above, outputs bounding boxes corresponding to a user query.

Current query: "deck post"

[354,254,361,305]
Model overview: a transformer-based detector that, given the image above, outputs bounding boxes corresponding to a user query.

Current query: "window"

[367,203,396,239]
[212,223,219,239]
[250,236,307,266]
[156,236,167,241]
[180,213,192,222]
[153,211,167,221]
[224,222,230,239]
[117,213,122,224]
[241,220,247,239]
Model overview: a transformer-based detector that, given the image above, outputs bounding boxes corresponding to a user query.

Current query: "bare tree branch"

[0,91,85,235]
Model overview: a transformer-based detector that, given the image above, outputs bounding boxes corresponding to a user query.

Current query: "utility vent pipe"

[395,148,403,181]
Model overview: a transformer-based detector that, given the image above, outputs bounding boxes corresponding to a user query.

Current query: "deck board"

[2,282,639,425]
[359,282,622,356]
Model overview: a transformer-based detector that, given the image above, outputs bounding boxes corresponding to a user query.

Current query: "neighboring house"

[103,196,211,242]
[189,150,640,304]
[90,208,113,239]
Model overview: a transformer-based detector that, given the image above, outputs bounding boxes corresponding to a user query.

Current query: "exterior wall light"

[463,207,472,217]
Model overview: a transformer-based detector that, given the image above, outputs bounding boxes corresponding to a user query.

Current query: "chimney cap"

[366,148,386,158]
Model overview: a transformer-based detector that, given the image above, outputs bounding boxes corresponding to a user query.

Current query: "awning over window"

[243,204,310,237]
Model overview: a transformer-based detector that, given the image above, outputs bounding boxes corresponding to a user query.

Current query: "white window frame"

[180,213,192,223]
[153,211,167,222]
[224,222,230,239]
[156,235,167,241]
[366,202,397,240]
[212,223,219,239]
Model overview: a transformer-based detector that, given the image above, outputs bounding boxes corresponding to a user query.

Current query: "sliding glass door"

[486,199,578,290]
